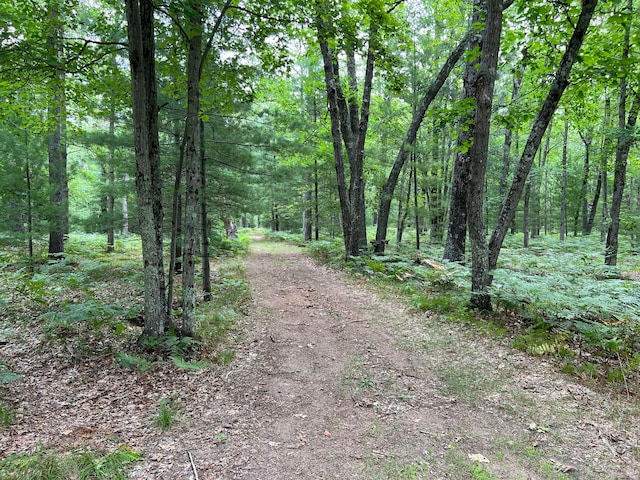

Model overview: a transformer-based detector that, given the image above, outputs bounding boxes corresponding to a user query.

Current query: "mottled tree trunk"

[125,0,167,340]
[181,5,204,336]
[47,3,68,258]
[467,0,502,310]
[200,119,211,301]
[443,5,483,262]
[560,113,569,241]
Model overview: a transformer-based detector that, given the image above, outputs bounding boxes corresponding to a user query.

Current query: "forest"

[0,0,639,477]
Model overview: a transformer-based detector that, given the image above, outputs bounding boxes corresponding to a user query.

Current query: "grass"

[362,453,430,480]
[437,363,505,407]
[0,402,16,429]
[153,397,179,431]
[0,444,141,480]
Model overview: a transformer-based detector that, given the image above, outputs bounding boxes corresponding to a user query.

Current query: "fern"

[170,356,211,370]
[115,352,154,372]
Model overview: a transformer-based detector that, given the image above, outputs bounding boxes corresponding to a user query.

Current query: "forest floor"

[2,236,640,479]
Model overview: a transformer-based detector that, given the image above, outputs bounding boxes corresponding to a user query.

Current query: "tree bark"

[47,3,68,258]
[488,0,599,272]
[443,4,483,262]
[316,4,376,258]
[467,0,503,310]
[605,96,638,263]
[560,112,569,241]
[106,108,116,252]
[200,119,212,301]
[125,0,167,340]
[181,3,204,337]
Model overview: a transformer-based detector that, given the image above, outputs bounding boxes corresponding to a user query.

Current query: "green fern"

[170,356,211,370]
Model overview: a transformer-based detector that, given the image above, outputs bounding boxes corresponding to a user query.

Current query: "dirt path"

[133,238,639,479]
[2,238,638,479]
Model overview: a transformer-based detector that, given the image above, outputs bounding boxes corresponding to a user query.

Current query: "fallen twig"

[188,451,199,480]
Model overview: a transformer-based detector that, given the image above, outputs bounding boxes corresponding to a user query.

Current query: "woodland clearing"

[0,236,639,479]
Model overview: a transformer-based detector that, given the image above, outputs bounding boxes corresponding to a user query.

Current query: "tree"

[466,0,503,310]
[315,0,381,258]
[605,0,639,266]
[46,2,69,258]
[374,28,475,254]
[125,0,168,340]
[488,0,599,273]
[443,1,484,262]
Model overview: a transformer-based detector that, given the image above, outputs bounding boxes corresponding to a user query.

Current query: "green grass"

[0,401,16,429]
[153,397,179,431]
[0,444,141,480]
[362,453,430,480]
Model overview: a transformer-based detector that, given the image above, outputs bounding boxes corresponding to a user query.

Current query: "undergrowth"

[0,444,141,480]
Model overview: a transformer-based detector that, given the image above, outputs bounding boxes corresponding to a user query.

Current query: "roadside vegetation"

[265,229,640,397]
[0,231,250,478]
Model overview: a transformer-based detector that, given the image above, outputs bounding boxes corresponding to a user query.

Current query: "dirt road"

[3,237,637,479]
[133,238,638,479]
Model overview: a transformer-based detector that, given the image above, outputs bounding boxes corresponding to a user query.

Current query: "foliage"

[170,356,211,371]
[0,445,141,480]
[306,240,345,266]
[209,230,250,258]
[115,352,155,373]
[40,300,131,341]
[0,362,23,385]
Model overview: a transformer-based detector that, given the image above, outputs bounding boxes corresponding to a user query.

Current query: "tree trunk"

[316,5,376,258]
[122,174,129,235]
[488,0,599,272]
[303,190,312,241]
[396,164,411,244]
[314,158,319,240]
[605,72,638,263]
[200,119,211,301]
[560,112,569,241]
[47,3,68,258]
[167,122,185,318]
[106,109,116,252]
[125,0,167,340]
[467,0,503,310]
[25,131,34,267]
[181,4,204,337]
[577,130,592,235]
[443,6,483,262]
